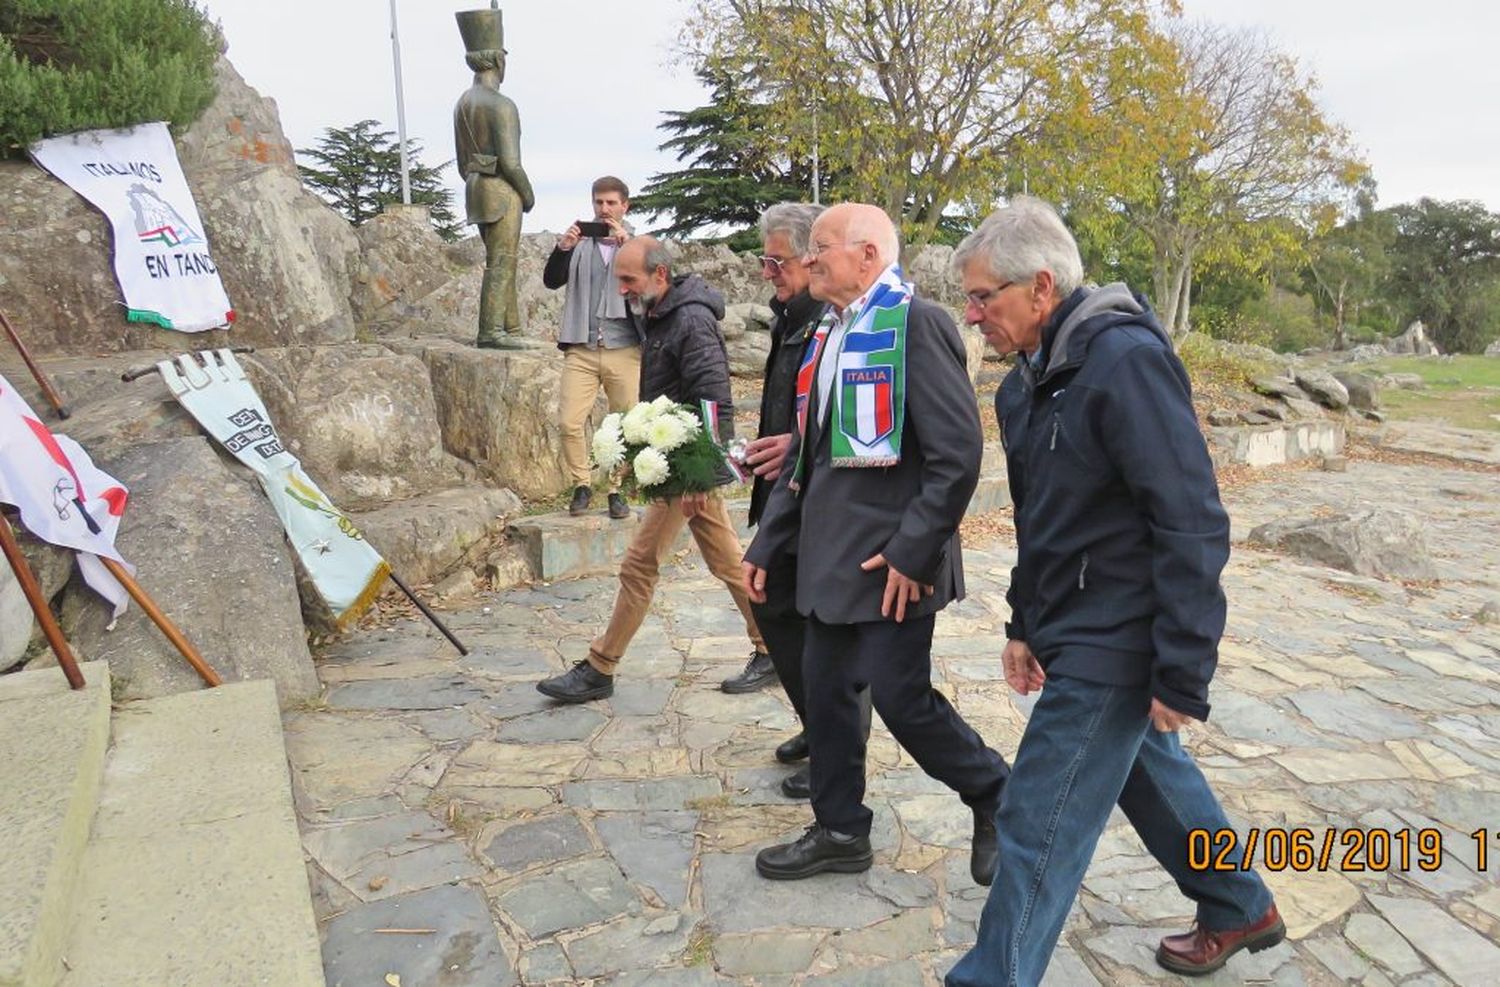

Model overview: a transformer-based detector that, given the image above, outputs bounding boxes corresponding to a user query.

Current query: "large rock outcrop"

[390,338,576,501]
[56,437,318,703]
[242,346,469,511]
[1247,509,1438,581]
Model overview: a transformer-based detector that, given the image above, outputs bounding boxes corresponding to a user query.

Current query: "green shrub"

[0,0,218,158]
[1177,333,1276,391]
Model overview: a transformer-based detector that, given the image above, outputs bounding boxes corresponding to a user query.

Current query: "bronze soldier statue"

[455,3,535,348]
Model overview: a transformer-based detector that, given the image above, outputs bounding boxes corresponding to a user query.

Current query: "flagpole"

[389,0,411,205]
[98,557,223,688]
[0,512,85,689]
[0,307,69,419]
[389,572,469,655]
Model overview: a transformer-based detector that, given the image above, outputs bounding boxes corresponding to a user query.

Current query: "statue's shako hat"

[456,3,505,54]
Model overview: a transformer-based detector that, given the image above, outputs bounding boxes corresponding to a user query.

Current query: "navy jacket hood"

[997,282,1228,721]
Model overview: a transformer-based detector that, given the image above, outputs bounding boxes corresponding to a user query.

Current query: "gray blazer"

[744,296,981,625]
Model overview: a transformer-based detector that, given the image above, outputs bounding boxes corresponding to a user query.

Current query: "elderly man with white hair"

[743,203,1010,883]
[944,197,1281,986]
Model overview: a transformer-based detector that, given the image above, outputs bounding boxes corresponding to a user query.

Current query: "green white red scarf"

[790,265,912,489]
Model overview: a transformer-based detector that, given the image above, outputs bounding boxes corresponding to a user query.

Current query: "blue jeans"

[945,675,1273,987]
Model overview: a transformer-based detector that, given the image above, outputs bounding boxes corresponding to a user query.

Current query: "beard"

[626,292,658,317]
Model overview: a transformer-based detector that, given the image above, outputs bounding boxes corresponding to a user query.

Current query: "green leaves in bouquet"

[629,426,724,500]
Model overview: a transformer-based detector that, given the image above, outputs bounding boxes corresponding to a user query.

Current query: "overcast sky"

[198,0,1500,235]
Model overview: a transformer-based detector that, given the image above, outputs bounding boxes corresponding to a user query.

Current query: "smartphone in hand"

[576,220,612,238]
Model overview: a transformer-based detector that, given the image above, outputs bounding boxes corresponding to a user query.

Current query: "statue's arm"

[497,99,535,212]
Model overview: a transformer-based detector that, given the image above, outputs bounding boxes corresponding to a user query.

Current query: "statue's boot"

[476,262,530,349]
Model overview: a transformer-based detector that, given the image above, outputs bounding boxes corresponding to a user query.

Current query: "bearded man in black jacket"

[537,237,767,704]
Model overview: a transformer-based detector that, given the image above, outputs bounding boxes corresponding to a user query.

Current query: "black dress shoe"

[536,660,613,703]
[756,824,872,880]
[775,731,809,764]
[779,766,810,800]
[568,485,592,516]
[607,492,630,519]
[971,802,999,886]
[720,650,777,693]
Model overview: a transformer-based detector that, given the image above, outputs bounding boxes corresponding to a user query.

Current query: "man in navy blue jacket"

[944,198,1281,987]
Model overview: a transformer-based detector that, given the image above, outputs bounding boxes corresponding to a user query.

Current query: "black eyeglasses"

[965,281,1015,307]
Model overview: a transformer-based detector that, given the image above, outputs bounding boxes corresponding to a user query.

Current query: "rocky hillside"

[0,53,985,704]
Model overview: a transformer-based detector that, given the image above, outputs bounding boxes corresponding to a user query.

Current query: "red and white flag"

[0,374,132,617]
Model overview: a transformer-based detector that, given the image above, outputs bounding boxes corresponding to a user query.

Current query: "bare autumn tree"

[680,0,1168,246]
[1052,22,1365,337]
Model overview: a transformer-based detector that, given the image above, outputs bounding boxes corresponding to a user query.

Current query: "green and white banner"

[158,349,387,626]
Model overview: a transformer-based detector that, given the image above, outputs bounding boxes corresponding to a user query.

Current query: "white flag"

[158,351,388,626]
[30,121,234,332]
[0,375,132,616]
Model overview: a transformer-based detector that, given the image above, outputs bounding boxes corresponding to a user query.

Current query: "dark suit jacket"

[744,295,981,624]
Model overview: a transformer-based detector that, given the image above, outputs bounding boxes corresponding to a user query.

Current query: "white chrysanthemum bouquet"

[592,395,734,498]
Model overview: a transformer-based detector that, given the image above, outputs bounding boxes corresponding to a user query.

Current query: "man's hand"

[860,553,932,623]
[1002,638,1046,695]
[1148,698,1198,733]
[680,491,709,519]
[605,216,630,245]
[558,223,582,251]
[742,560,768,604]
[744,433,793,481]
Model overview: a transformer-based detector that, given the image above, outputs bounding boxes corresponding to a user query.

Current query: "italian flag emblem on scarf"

[791,265,913,485]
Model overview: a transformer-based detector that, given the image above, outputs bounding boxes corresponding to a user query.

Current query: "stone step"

[59,680,323,987]
[0,662,111,987]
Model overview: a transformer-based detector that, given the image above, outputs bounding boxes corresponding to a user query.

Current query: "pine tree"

[633,63,829,250]
[297,120,462,241]
[0,0,218,157]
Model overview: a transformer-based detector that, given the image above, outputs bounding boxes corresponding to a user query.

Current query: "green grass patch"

[1364,356,1500,432]
[1366,356,1500,389]
[1378,389,1500,432]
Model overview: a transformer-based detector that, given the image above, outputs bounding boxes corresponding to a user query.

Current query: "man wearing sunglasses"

[724,203,873,803]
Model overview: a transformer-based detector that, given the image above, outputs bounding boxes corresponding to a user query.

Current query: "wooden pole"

[388,572,468,656]
[0,308,69,419]
[97,557,222,687]
[0,513,85,689]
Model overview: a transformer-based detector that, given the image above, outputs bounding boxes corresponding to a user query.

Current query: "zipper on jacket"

[1078,552,1089,590]
[1050,418,1060,450]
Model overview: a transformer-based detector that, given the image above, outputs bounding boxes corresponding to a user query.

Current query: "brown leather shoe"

[1156,904,1285,976]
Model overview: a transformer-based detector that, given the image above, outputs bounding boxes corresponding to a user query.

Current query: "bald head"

[807,203,902,309]
[615,235,673,315]
[826,203,900,265]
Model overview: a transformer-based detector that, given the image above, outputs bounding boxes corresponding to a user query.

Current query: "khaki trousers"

[559,344,641,487]
[588,494,765,674]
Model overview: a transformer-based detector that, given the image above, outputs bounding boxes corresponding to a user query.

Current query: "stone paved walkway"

[292,453,1500,986]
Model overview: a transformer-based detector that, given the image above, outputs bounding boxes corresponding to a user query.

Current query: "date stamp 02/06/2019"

[1187,827,1497,874]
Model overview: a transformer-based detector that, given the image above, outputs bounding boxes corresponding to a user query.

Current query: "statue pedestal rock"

[454,3,535,349]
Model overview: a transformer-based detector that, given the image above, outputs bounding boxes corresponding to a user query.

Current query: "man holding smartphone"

[544,176,642,519]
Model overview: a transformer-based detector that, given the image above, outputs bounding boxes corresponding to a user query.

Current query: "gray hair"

[642,241,673,279]
[952,196,1084,298]
[759,202,826,257]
